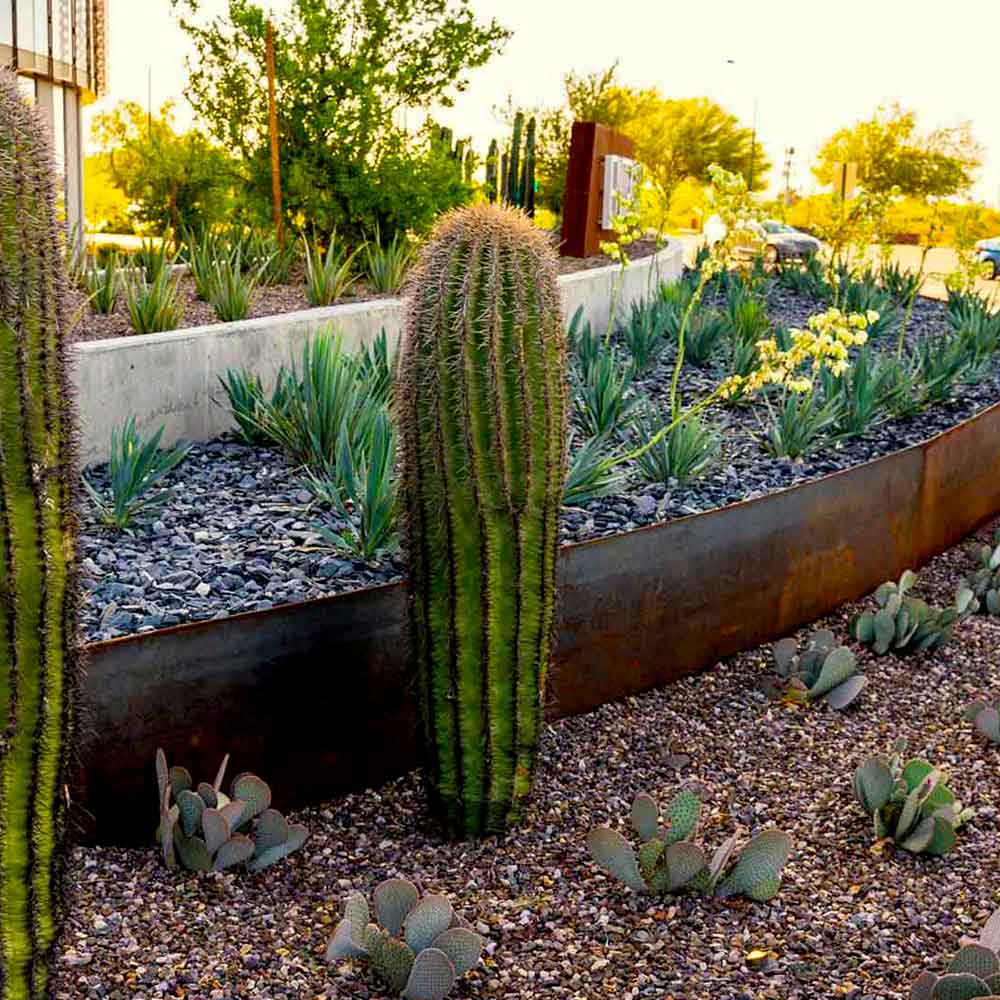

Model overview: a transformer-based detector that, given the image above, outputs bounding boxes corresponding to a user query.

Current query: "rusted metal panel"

[80,401,1000,843]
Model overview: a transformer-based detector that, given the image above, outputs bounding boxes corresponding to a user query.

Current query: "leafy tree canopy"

[90,100,235,234]
[813,103,981,199]
[170,0,510,238]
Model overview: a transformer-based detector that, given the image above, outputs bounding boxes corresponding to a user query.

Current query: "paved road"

[673,234,1000,304]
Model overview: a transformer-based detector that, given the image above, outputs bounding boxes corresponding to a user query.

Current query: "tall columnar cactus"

[0,72,81,997]
[399,204,567,837]
[484,140,499,203]
[520,116,536,218]
[505,112,524,206]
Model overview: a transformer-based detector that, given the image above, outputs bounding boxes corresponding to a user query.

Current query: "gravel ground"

[55,520,1000,999]
[78,286,1000,643]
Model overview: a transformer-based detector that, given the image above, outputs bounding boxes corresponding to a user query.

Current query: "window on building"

[0,4,13,47]
[15,0,34,52]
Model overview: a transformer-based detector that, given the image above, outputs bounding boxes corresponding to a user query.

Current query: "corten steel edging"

[79,400,1000,844]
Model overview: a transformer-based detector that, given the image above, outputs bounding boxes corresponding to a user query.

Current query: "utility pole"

[783,147,795,206]
[265,20,284,247]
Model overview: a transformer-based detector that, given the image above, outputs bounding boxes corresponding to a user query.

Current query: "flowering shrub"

[720,307,877,399]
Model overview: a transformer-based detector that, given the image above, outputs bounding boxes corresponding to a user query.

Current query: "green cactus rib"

[0,73,80,1000]
[400,205,566,837]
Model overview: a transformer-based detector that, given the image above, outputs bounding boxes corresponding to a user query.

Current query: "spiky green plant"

[911,909,1000,1000]
[399,204,567,837]
[763,629,866,709]
[853,738,974,856]
[587,790,793,902]
[155,750,308,873]
[505,113,524,205]
[563,434,625,506]
[0,70,82,999]
[849,570,977,656]
[327,879,484,1000]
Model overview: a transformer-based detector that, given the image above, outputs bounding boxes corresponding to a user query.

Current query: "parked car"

[703,216,821,264]
[976,237,1000,279]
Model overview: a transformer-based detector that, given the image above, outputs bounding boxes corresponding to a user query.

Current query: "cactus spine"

[0,72,81,998]
[399,204,567,837]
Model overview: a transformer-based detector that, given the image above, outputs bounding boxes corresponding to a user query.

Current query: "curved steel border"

[80,399,1000,843]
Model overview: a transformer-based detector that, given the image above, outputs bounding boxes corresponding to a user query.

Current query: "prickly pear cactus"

[0,71,83,1000]
[155,749,308,873]
[326,879,484,1000]
[850,570,977,656]
[910,908,1000,998]
[587,791,792,903]
[765,629,867,709]
[399,204,567,837]
[959,528,1000,618]
[852,738,973,856]
[965,698,1000,744]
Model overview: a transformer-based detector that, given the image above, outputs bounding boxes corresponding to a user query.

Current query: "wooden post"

[265,20,284,246]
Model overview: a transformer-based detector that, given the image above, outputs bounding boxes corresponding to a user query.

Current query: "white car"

[704,217,821,264]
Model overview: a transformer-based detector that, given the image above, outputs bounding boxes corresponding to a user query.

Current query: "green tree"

[91,101,235,234]
[813,103,981,198]
[171,0,509,239]
[624,96,770,231]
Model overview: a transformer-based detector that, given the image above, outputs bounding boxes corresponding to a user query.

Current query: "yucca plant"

[246,227,294,286]
[620,299,664,373]
[682,309,728,367]
[363,225,417,295]
[136,232,177,283]
[821,346,901,439]
[880,260,922,304]
[302,233,358,307]
[83,417,190,529]
[258,330,380,473]
[217,366,289,446]
[208,247,262,323]
[910,333,970,404]
[567,304,602,382]
[630,407,719,486]
[563,434,625,506]
[309,409,398,562]
[354,328,398,407]
[0,72,83,997]
[85,252,120,314]
[183,225,225,301]
[762,388,839,460]
[399,205,567,836]
[573,347,636,438]
[123,268,185,334]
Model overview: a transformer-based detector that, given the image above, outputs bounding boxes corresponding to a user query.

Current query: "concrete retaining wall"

[71,241,682,465]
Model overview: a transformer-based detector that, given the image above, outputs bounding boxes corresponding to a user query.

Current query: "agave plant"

[849,570,978,656]
[326,879,484,1000]
[911,909,1000,999]
[763,629,867,709]
[155,749,308,873]
[960,528,1000,617]
[853,738,973,856]
[587,790,793,903]
[964,698,1000,744]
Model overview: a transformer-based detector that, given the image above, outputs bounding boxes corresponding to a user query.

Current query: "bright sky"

[89,0,1000,206]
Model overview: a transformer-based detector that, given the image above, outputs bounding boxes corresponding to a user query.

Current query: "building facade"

[1,0,108,232]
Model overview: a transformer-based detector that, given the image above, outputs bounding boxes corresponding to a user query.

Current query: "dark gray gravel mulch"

[78,287,1000,643]
[55,521,1000,999]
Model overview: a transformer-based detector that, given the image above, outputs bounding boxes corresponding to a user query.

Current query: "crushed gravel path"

[56,521,1000,999]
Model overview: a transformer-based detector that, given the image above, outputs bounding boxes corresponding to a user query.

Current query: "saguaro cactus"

[0,72,81,997]
[400,204,567,837]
